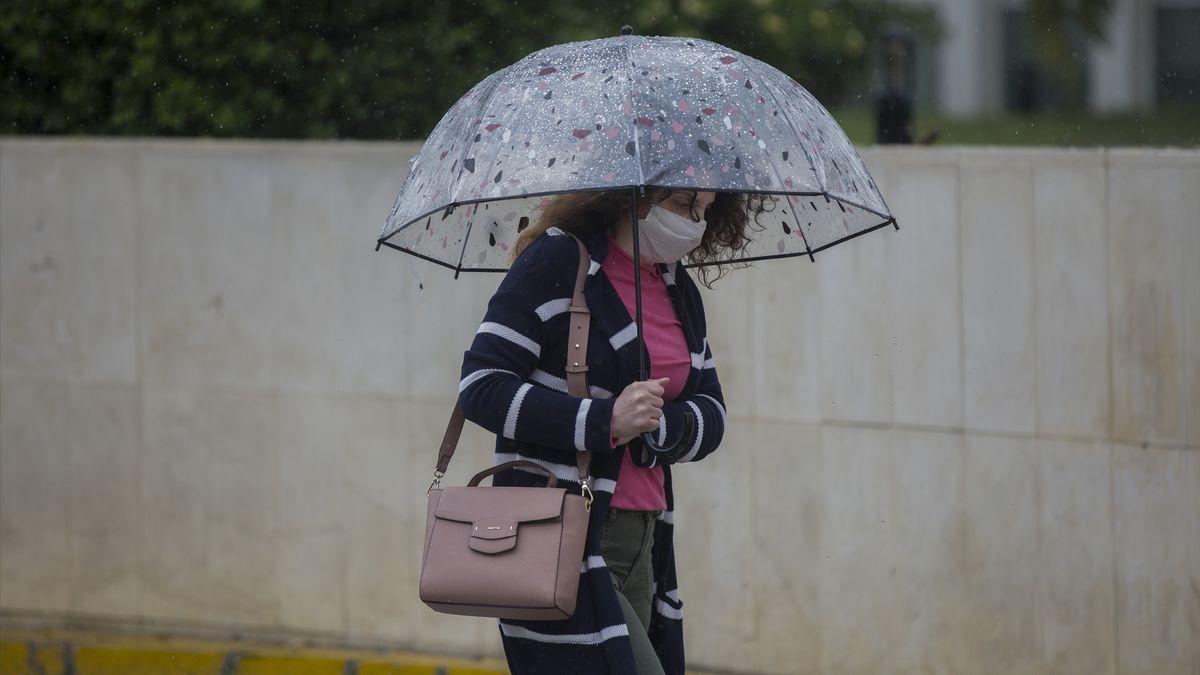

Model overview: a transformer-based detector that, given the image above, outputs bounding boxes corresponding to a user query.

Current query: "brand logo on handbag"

[487,526,502,530]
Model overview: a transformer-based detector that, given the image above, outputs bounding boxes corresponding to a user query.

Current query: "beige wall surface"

[1,138,1197,674]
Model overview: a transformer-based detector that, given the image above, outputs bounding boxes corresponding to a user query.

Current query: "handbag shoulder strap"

[435,232,594,484]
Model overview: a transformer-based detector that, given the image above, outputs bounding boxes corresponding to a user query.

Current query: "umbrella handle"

[638,410,696,457]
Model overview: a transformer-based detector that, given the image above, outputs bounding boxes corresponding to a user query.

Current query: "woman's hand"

[610,377,669,444]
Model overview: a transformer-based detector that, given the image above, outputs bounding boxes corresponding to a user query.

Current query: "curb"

[0,628,508,675]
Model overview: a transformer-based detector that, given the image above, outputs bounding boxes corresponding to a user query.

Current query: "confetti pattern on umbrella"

[379,34,895,272]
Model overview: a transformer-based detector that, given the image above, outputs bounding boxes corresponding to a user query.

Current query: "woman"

[457,188,764,674]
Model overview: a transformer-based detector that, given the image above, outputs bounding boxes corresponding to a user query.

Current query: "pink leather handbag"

[420,233,596,620]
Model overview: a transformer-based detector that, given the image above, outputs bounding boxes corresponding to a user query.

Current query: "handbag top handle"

[433,232,595,488]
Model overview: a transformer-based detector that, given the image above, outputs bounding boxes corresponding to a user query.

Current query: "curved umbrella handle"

[638,410,696,458]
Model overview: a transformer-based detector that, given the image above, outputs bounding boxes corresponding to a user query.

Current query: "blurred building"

[892,0,1200,115]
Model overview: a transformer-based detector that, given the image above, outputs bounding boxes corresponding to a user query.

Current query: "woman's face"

[660,190,715,222]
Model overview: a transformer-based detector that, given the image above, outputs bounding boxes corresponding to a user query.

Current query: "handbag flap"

[434,486,567,524]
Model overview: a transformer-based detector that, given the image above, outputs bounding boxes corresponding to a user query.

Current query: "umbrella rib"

[784,194,815,263]
[378,215,893,273]
[739,75,815,261]
[809,216,897,255]
[624,37,647,187]
[449,70,508,206]
[380,69,506,243]
[758,72,828,197]
[379,39,897,268]
[676,215,895,269]
[379,186,891,247]
[377,185,895,266]
[379,240,474,272]
[452,214,476,279]
[852,144,898,229]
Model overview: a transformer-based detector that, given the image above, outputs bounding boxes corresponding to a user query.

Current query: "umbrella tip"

[620,25,633,36]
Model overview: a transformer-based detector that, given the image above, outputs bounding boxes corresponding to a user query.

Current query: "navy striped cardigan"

[456,224,728,674]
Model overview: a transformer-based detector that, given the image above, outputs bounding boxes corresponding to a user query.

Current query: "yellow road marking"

[0,628,508,675]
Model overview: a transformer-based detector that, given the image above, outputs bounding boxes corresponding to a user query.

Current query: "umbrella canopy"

[377,28,900,454]
[376,31,898,273]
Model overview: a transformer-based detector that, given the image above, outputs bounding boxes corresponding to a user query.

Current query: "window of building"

[1002,6,1090,112]
[1156,6,1200,104]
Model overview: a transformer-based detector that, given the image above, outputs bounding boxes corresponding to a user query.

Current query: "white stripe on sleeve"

[529,369,613,398]
[499,621,629,645]
[492,452,581,483]
[459,368,518,393]
[609,322,638,350]
[573,398,592,451]
[654,597,683,620]
[534,297,572,321]
[477,321,540,358]
[676,399,704,462]
[503,382,532,439]
[696,393,726,427]
[592,478,617,493]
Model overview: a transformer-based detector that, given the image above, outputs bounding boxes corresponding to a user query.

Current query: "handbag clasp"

[581,479,594,511]
[427,469,445,494]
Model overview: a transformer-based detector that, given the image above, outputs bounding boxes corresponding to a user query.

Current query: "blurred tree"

[1,0,938,139]
[1025,0,1112,109]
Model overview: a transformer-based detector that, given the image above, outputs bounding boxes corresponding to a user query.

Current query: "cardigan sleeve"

[456,237,618,455]
[630,281,727,467]
[629,336,726,467]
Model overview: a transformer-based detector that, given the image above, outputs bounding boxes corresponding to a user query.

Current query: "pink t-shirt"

[603,233,691,511]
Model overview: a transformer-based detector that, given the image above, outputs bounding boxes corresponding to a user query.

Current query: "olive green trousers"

[600,506,666,675]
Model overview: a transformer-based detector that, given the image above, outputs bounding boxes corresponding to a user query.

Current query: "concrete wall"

[1,138,1197,674]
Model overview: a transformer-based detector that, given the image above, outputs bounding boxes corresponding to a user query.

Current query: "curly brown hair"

[510,188,776,289]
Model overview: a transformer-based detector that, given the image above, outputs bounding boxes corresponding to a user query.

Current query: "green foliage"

[1,0,937,139]
[1026,0,1113,107]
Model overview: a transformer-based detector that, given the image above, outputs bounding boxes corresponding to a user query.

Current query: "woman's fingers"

[638,386,663,401]
[635,398,662,420]
[634,378,668,398]
[621,410,662,437]
[634,388,665,409]
[613,377,672,439]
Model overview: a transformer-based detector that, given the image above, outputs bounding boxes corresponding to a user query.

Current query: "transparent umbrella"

[376,26,900,451]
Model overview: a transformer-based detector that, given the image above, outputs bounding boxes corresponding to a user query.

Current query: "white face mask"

[637,204,707,263]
